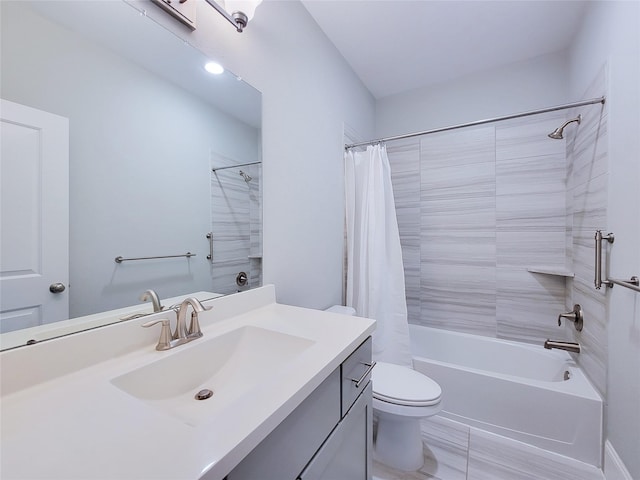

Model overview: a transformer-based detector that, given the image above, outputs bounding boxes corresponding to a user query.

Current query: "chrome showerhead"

[239,170,252,182]
[548,114,582,139]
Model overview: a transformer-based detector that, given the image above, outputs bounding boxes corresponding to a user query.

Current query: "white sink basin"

[111,326,314,425]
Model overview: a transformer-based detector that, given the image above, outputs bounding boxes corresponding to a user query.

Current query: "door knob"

[49,282,66,293]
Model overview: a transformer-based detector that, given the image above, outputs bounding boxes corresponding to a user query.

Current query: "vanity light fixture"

[205,62,225,75]
[204,0,262,33]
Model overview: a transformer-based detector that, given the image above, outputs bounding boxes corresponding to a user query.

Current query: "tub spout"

[544,340,581,353]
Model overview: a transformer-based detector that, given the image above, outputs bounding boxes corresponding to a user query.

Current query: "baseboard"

[604,440,633,480]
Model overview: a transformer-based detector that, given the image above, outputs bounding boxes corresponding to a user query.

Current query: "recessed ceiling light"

[205,62,224,75]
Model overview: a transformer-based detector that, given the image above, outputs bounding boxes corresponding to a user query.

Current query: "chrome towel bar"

[115,252,196,263]
[594,230,640,293]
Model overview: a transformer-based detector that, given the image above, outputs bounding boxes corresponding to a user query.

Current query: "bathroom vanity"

[0,286,376,479]
[224,338,373,480]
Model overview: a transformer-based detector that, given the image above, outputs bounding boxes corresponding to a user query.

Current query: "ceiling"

[302,0,588,99]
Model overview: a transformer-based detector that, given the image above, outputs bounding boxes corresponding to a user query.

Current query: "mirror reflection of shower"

[548,114,581,139]
[210,153,262,295]
[239,170,252,182]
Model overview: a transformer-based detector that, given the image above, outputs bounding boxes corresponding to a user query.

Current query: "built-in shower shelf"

[527,266,575,278]
[248,254,263,260]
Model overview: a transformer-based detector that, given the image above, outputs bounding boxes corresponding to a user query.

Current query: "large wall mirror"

[0,0,262,350]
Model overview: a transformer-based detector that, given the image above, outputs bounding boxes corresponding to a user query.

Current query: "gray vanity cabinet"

[223,337,373,480]
[298,383,372,480]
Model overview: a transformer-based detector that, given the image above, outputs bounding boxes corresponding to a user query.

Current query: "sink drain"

[195,389,214,400]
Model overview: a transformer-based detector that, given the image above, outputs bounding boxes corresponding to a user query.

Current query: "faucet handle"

[557,304,584,332]
[142,318,173,350]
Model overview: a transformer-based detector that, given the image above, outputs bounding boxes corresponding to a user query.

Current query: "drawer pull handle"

[351,361,376,388]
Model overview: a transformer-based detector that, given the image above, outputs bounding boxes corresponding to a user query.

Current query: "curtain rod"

[344,96,606,150]
[211,161,261,172]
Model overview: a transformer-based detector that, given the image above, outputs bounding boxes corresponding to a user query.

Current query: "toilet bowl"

[324,305,443,472]
[372,362,442,471]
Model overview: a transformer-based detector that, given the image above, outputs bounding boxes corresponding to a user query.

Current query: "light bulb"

[204,62,224,75]
[224,0,262,21]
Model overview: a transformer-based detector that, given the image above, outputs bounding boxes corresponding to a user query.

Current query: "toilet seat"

[372,362,442,407]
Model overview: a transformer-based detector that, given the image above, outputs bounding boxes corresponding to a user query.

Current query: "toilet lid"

[372,362,442,407]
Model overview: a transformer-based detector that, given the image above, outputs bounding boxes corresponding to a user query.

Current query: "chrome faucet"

[173,297,212,340]
[544,340,581,353]
[142,297,212,351]
[119,289,164,321]
[141,289,164,312]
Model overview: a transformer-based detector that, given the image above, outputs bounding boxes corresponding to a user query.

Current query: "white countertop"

[0,286,375,479]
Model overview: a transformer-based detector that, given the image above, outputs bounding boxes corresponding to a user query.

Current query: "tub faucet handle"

[557,304,583,332]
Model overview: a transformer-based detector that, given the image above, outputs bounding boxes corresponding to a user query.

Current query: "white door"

[0,99,69,333]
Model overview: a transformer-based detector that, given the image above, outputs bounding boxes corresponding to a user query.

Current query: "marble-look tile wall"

[420,127,497,336]
[210,153,262,294]
[388,112,569,343]
[388,139,421,322]
[565,67,608,397]
[495,115,569,343]
[248,164,263,287]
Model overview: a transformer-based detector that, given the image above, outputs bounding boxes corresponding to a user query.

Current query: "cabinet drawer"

[341,337,372,416]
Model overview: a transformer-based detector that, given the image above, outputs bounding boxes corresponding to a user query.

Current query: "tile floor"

[372,415,605,480]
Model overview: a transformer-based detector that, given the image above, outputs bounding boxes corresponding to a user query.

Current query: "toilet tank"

[325,305,356,316]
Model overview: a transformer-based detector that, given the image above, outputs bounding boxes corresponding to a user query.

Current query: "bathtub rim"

[408,324,602,402]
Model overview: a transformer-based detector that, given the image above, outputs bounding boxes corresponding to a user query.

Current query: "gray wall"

[375,51,569,138]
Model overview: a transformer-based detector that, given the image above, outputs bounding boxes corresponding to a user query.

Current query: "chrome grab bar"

[115,252,195,263]
[594,230,614,289]
[594,230,640,293]
[351,361,376,388]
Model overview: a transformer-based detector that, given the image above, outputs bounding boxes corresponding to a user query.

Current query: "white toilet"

[325,305,443,471]
[372,362,442,471]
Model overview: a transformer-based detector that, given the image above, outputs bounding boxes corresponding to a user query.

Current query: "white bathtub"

[409,325,603,467]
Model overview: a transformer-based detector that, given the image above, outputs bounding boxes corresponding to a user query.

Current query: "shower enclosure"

[346,77,609,466]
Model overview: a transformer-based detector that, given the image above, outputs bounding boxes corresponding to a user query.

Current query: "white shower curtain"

[345,144,412,367]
